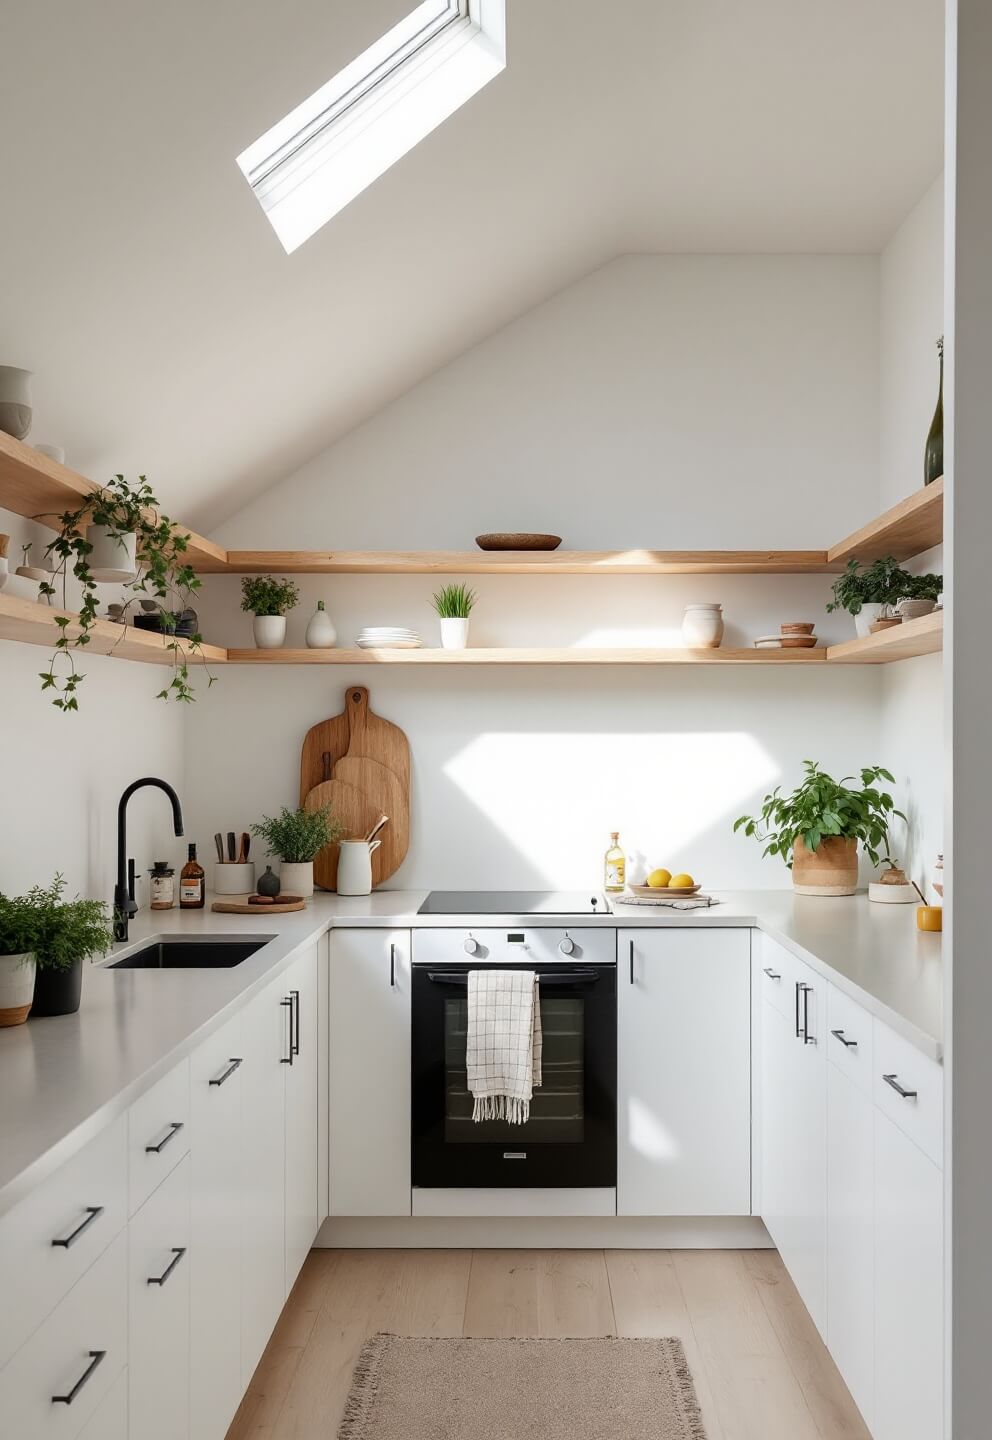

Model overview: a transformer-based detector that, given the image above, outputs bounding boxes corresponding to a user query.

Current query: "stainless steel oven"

[411,926,617,1190]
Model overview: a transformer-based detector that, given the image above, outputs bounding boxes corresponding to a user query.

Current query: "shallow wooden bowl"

[475,533,563,551]
[626,882,701,897]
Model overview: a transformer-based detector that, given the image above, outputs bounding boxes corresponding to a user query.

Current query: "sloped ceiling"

[2,0,942,529]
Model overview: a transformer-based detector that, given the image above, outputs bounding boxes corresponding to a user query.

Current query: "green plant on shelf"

[431,582,477,618]
[240,575,300,617]
[826,555,942,618]
[37,473,213,712]
[0,875,113,971]
[250,805,344,862]
[733,760,905,868]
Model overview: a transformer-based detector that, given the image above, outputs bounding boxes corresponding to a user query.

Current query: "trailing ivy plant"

[37,474,214,711]
[734,760,905,868]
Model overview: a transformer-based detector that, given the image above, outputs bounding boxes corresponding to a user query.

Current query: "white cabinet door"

[874,1111,943,1440]
[189,1011,244,1440]
[79,1368,128,1440]
[128,1154,190,1440]
[285,943,320,1289]
[240,973,289,1386]
[618,929,750,1215]
[826,1058,874,1429]
[760,964,827,1334]
[329,930,412,1216]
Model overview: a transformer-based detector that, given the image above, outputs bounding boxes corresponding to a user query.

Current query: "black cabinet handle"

[51,1205,104,1249]
[52,1350,105,1405]
[145,1121,184,1154]
[763,967,781,980]
[147,1246,186,1286]
[800,983,815,1044]
[281,996,293,1064]
[629,939,635,986]
[390,943,396,988]
[291,989,300,1056]
[795,980,803,1038]
[209,1057,243,1087]
[831,1029,858,1050]
[883,1073,918,1099]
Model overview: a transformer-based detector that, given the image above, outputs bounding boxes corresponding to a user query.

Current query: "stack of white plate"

[355,627,422,649]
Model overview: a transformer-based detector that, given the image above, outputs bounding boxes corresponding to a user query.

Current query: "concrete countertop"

[0,887,942,1218]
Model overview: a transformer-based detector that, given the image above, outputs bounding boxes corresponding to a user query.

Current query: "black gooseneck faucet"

[114,778,185,942]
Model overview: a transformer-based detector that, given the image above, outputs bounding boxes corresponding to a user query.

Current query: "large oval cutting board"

[300,687,410,801]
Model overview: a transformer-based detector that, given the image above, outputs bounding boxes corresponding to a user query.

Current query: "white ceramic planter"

[87,524,137,582]
[0,953,36,1026]
[34,442,66,465]
[854,603,888,638]
[440,617,470,650]
[279,861,314,897]
[681,603,724,648]
[213,862,257,896]
[305,601,337,648]
[0,366,33,440]
[253,614,287,648]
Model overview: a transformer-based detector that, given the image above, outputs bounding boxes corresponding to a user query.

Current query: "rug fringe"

[661,1336,709,1440]
[336,1332,393,1440]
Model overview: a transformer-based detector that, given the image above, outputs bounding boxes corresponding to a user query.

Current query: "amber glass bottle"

[179,843,205,908]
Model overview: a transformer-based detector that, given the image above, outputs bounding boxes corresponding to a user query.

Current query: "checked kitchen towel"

[466,968,543,1124]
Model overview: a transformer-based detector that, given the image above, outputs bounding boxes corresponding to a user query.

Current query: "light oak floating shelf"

[826,609,944,663]
[0,594,227,666]
[829,478,943,565]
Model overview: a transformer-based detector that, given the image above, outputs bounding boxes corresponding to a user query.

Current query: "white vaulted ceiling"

[1,0,942,528]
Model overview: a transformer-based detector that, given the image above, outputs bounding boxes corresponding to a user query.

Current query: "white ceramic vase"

[681,603,724,648]
[854,603,888,638]
[87,524,137,582]
[0,953,36,1026]
[253,614,287,648]
[279,861,314,897]
[305,601,337,648]
[440,617,470,650]
[0,366,33,440]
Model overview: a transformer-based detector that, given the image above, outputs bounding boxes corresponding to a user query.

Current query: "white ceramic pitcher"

[336,839,381,896]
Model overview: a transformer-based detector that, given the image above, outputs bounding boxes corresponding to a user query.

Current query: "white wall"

[184,254,896,890]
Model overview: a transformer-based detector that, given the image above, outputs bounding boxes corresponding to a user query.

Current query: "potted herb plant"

[432,582,477,649]
[250,804,344,896]
[734,761,905,896]
[0,892,39,1026]
[241,575,300,649]
[39,473,213,710]
[23,875,114,1017]
[826,556,913,637]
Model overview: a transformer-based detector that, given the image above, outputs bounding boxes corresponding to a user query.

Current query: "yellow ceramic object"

[916,905,943,932]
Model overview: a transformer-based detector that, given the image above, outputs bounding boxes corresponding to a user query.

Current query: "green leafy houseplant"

[240,575,300,617]
[899,571,943,601]
[826,556,912,617]
[251,805,343,863]
[16,875,113,971]
[0,893,40,958]
[431,583,477,619]
[734,761,905,868]
[38,473,213,711]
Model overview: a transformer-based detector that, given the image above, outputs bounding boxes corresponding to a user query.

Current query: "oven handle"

[425,968,602,987]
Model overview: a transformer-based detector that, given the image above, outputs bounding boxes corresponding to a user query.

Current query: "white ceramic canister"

[87,524,138,582]
[305,600,337,648]
[253,614,287,648]
[681,603,724,648]
[439,616,470,650]
[279,861,315,898]
[336,839,382,896]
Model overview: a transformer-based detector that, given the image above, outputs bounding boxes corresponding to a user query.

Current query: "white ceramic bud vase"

[305,600,337,648]
[253,614,287,648]
[279,861,314,897]
[681,603,724,648]
[87,524,137,582]
[440,617,470,650]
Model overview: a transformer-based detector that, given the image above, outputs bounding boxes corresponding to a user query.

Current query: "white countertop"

[0,887,942,1218]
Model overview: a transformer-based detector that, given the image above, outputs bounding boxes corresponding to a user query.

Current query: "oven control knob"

[463,936,480,955]
[559,935,575,955]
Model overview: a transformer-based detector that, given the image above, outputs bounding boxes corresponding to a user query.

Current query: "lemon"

[646,868,672,888]
[669,872,695,889]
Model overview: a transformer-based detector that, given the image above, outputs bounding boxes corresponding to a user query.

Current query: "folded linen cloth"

[467,969,543,1124]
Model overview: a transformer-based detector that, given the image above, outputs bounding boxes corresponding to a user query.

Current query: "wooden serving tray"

[211,895,306,914]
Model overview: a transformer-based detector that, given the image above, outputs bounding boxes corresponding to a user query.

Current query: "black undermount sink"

[109,937,273,969]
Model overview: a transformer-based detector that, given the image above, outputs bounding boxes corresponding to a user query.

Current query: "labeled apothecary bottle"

[180,843,205,908]
[148,860,175,910]
[604,832,626,893]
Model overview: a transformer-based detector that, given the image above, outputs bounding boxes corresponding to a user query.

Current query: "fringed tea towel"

[467,969,543,1124]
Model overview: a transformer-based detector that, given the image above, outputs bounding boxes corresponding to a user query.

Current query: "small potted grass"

[432,583,477,650]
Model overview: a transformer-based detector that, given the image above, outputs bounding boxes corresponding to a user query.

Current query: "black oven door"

[411,961,616,1188]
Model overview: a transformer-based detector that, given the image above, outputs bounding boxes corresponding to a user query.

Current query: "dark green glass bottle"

[924,336,943,486]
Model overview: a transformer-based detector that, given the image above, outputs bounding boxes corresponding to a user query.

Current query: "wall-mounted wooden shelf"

[825,609,943,663]
[0,593,227,666]
[829,478,944,565]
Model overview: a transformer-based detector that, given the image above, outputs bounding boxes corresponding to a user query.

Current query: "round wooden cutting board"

[305,777,378,891]
[333,754,407,885]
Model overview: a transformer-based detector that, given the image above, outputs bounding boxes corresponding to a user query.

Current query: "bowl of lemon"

[627,868,701,897]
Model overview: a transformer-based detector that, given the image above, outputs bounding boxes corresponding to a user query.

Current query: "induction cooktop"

[417,891,607,915]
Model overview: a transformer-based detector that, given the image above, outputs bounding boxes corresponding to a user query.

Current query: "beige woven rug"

[338,1333,707,1439]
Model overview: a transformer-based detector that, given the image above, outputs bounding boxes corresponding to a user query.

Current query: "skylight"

[238,0,506,253]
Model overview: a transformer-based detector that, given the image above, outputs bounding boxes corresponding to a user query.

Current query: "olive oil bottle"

[604,832,626,893]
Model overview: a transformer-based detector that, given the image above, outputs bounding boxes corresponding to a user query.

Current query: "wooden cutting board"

[211,896,306,914]
[300,687,410,801]
[334,754,408,884]
[306,776,379,891]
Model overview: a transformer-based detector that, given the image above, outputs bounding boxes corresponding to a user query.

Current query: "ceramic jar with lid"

[682,603,724,648]
[148,860,175,910]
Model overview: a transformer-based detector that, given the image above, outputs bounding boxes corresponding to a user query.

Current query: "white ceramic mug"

[336,839,381,896]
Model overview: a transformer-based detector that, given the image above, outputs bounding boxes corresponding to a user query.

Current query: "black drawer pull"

[209,1057,243,1087]
[145,1121,184,1154]
[51,1206,104,1249]
[831,1029,858,1049]
[291,989,301,1056]
[390,943,396,989]
[763,967,781,980]
[883,1073,918,1100]
[281,996,294,1064]
[147,1246,187,1286]
[52,1350,105,1404]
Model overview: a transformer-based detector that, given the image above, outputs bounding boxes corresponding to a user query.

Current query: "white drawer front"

[129,1155,190,1440]
[758,935,807,1020]
[0,1229,127,1440]
[128,1059,190,1216]
[78,1368,127,1440]
[826,984,874,1095]
[0,1116,127,1370]
[873,1018,943,1168]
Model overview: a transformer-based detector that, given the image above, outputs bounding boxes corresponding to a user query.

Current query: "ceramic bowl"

[778,635,818,648]
[780,622,816,635]
[896,598,937,620]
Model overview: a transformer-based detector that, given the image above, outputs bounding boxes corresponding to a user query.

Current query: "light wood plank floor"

[226,1248,871,1440]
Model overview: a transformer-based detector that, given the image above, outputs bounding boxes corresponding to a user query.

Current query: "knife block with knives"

[299,686,410,890]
